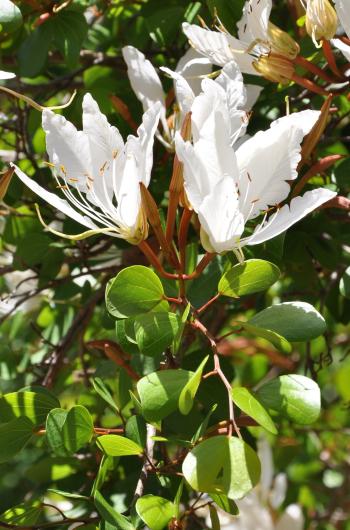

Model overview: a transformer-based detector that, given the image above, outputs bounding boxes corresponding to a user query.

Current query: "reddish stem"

[291,73,328,95]
[294,55,336,83]
[322,40,344,80]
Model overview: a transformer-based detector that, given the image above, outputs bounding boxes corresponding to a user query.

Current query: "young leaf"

[135,495,175,530]
[236,321,292,353]
[172,302,191,354]
[94,490,135,530]
[182,435,260,500]
[218,259,280,298]
[209,504,221,530]
[62,405,94,453]
[96,435,143,457]
[92,378,119,414]
[134,312,181,356]
[248,302,326,341]
[106,266,169,318]
[0,417,33,463]
[46,408,69,457]
[0,390,60,426]
[137,369,194,422]
[231,387,277,434]
[179,355,209,415]
[256,374,321,424]
[125,415,147,449]
[210,493,239,516]
[191,404,218,443]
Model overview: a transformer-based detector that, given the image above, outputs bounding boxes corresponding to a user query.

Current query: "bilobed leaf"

[218,259,280,298]
[248,302,326,342]
[134,312,181,356]
[106,266,168,318]
[0,0,22,32]
[92,378,119,414]
[136,495,175,530]
[0,417,34,463]
[62,405,94,453]
[256,374,321,424]
[182,436,260,500]
[0,390,60,426]
[137,369,194,422]
[340,266,350,299]
[96,435,142,457]
[46,408,69,456]
[179,356,209,415]
[231,387,277,434]
[237,321,292,353]
[210,494,239,516]
[94,490,135,530]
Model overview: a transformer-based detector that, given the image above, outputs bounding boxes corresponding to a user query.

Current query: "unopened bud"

[305,0,338,44]
[300,94,333,165]
[0,167,14,200]
[253,53,295,84]
[268,22,300,59]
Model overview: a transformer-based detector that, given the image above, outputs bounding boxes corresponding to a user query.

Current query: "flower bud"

[253,53,295,84]
[268,22,300,59]
[0,167,14,200]
[305,0,338,44]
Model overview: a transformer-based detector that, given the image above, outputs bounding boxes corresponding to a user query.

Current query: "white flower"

[12,94,161,244]
[182,0,299,77]
[175,79,336,255]
[332,0,350,61]
[0,252,41,315]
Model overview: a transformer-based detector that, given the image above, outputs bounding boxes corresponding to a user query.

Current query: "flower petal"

[12,164,97,230]
[0,70,15,80]
[245,188,337,246]
[237,0,272,42]
[331,38,350,61]
[270,109,320,136]
[236,122,304,218]
[160,66,195,116]
[334,0,350,38]
[175,47,212,96]
[198,177,244,254]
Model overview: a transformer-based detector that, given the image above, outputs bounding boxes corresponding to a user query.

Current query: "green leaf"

[0,417,33,463]
[0,502,42,525]
[134,312,181,356]
[172,303,191,354]
[0,390,60,426]
[209,504,221,530]
[237,321,292,353]
[0,0,22,32]
[136,495,175,530]
[52,9,88,67]
[192,404,218,443]
[94,490,135,530]
[96,435,142,457]
[218,259,280,298]
[210,494,239,516]
[46,408,69,457]
[179,356,209,415]
[62,405,94,453]
[340,266,350,299]
[231,387,277,434]
[256,374,321,424]
[106,266,168,318]
[182,436,260,500]
[137,369,194,422]
[249,302,326,342]
[92,378,119,414]
[47,488,90,501]
[19,23,52,77]
[125,415,147,449]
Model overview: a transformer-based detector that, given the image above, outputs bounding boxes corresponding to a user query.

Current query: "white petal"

[122,46,168,132]
[115,149,141,231]
[246,188,337,246]
[237,0,272,42]
[236,123,304,218]
[12,164,97,230]
[245,84,263,110]
[160,66,195,115]
[270,109,321,136]
[133,102,161,187]
[275,504,304,530]
[332,38,350,61]
[42,109,92,193]
[198,177,244,254]
[270,473,287,510]
[175,47,212,96]
[0,70,15,80]
[175,132,211,210]
[257,438,274,501]
[334,0,350,38]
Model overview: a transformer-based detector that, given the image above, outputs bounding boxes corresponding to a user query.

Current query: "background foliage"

[0,0,349,529]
